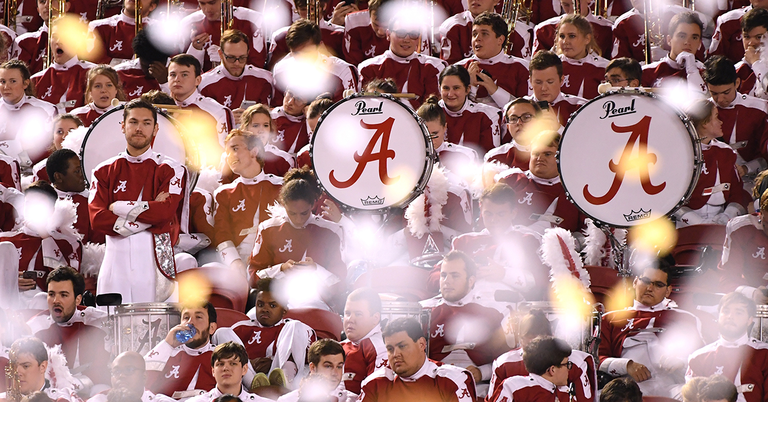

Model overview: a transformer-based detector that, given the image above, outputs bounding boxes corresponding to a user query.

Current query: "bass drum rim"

[557,88,703,229]
[309,93,435,213]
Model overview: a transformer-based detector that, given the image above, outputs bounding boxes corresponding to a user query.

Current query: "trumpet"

[642,0,664,64]
[500,0,531,55]
[306,0,321,26]
[221,0,233,35]
[135,0,142,34]
[44,0,66,69]
[3,0,17,30]
[593,0,607,18]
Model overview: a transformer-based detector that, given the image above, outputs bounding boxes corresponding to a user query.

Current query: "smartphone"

[342,0,355,5]
[536,100,550,111]
[240,100,257,110]
[480,69,493,79]
[22,270,45,279]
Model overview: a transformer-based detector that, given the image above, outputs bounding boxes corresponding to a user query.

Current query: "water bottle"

[175,324,197,344]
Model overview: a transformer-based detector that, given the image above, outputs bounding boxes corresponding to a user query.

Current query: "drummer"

[71,66,127,127]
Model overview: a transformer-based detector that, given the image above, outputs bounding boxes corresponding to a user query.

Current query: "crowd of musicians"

[1,0,768,402]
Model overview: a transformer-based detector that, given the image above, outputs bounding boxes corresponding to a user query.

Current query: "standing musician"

[527,50,586,128]
[611,0,650,64]
[439,0,500,65]
[71,65,126,127]
[114,29,168,100]
[554,13,608,100]
[87,0,158,65]
[532,0,612,60]
[11,0,70,75]
[88,98,187,304]
[268,0,344,70]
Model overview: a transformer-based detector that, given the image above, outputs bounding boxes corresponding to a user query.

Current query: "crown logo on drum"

[361,196,385,206]
[623,208,651,222]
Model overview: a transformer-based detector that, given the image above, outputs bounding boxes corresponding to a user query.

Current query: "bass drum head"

[311,94,434,211]
[80,105,198,187]
[558,90,701,228]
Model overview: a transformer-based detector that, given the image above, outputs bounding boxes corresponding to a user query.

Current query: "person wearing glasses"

[603,57,641,88]
[598,256,705,400]
[489,335,573,402]
[88,351,175,402]
[199,30,275,128]
[358,13,447,110]
[485,98,542,171]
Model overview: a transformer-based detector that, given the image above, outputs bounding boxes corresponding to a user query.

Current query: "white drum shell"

[113,302,180,356]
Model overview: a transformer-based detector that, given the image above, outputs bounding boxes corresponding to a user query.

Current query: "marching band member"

[454,12,530,110]
[342,0,390,67]
[114,29,167,99]
[439,0,499,65]
[87,351,175,402]
[708,0,768,64]
[239,104,295,177]
[484,97,541,170]
[186,342,272,402]
[340,288,387,395]
[603,56,642,87]
[554,14,608,99]
[611,0,648,64]
[735,8,768,99]
[11,0,65,75]
[0,25,16,63]
[31,115,83,183]
[295,97,333,169]
[268,0,344,70]
[87,0,157,65]
[719,190,768,298]
[88,99,186,304]
[270,88,310,155]
[439,64,502,153]
[213,129,282,275]
[527,50,586,127]
[278,339,356,402]
[199,29,275,125]
[673,99,749,227]
[0,337,82,402]
[417,95,479,177]
[70,65,126,127]
[0,152,22,232]
[532,0,612,61]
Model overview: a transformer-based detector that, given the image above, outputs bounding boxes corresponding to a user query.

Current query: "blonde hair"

[85,65,126,105]
[239,103,276,134]
[555,14,601,58]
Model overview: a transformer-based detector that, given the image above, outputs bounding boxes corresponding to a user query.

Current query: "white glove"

[711,212,730,225]
[679,210,703,226]
[675,51,697,72]
[207,44,221,63]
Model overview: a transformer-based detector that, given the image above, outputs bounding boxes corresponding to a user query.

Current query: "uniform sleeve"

[189,190,216,240]
[707,15,726,57]
[0,158,20,189]
[247,224,276,286]
[343,26,365,68]
[213,188,237,250]
[597,314,631,376]
[87,166,120,236]
[480,108,502,151]
[440,26,465,65]
[719,221,750,290]
[130,164,186,226]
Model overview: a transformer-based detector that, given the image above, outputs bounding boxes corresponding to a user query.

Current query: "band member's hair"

[686,99,716,132]
[307,339,346,366]
[668,10,704,36]
[286,19,322,52]
[699,374,738,402]
[46,266,86,298]
[0,59,35,96]
[10,337,48,364]
[213,394,242,402]
[703,55,738,86]
[761,188,768,212]
[556,14,600,57]
[521,336,572,376]
[480,182,518,206]
[170,54,202,77]
[520,309,553,339]
[641,254,676,283]
[225,129,266,167]
[180,302,218,325]
[753,171,768,200]
[439,64,471,88]
[25,180,58,202]
[254,277,288,309]
[211,341,249,367]
[346,288,383,315]
[306,97,333,120]
[472,12,508,49]
[140,90,175,105]
[530,129,560,151]
[742,7,768,33]
[46,148,80,184]
[605,57,642,84]
[416,95,446,125]
[368,0,390,14]
[123,98,158,124]
[85,65,126,105]
[280,166,322,204]
[600,377,643,402]
[240,103,276,134]
[503,97,541,121]
[132,29,170,64]
[364,77,398,93]
[719,292,757,318]
[220,29,251,52]
[529,50,563,77]
[442,250,477,279]
[255,277,274,294]
[381,317,425,342]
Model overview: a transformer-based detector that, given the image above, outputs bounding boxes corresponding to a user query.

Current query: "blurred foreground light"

[54,14,101,61]
[629,217,677,256]
[178,270,212,308]
[147,15,184,55]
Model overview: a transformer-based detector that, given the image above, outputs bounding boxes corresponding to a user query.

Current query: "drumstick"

[342,90,420,100]
[153,104,195,116]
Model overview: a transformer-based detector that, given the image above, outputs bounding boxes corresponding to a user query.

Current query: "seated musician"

[11,0,66,75]
[26,266,111,393]
[438,0,499,65]
[527,50,586,128]
[531,0,613,61]
[488,309,597,402]
[268,0,344,70]
[114,29,168,99]
[553,14,608,100]
[213,130,282,276]
[359,317,476,402]
[278,339,356,402]
[420,250,509,398]
[31,114,83,184]
[87,0,158,65]
[735,7,768,99]
[187,342,272,402]
[686,292,768,402]
[0,336,81,402]
[603,57,642,88]
[341,0,390,67]
[239,104,295,177]
[599,377,643,402]
[720,190,768,302]
[295,97,334,169]
[87,351,175,402]
[489,336,572,402]
[417,95,480,178]
[598,256,705,400]
[484,98,542,171]
[144,303,218,400]
[672,99,748,227]
[270,88,310,155]
[70,66,127,127]
[340,288,387,395]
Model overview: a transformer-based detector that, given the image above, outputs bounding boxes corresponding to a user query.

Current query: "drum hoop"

[309,93,436,214]
[80,105,200,190]
[115,302,181,314]
[557,89,703,229]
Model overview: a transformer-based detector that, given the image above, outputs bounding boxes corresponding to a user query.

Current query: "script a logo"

[329,117,399,189]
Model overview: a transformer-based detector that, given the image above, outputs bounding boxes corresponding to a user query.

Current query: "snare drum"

[559,90,702,228]
[311,94,435,212]
[752,305,768,342]
[113,303,180,356]
[380,298,431,340]
[515,301,601,354]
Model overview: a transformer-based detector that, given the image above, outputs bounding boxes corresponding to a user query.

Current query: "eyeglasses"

[393,29,420,39]
[223,54,248,64]
[554,361,573,370]
[637,276,668,289]
[604,76,629,86]
[507,113,534,124]
[110,366,141,377]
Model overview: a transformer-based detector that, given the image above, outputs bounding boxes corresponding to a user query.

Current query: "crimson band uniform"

[229,318,289,360]
[341,324,388,395]
[270,106,309,154]
[708,6,749,64]
[359,358,476,402]
[530,92,586,127]
[88,150,186,303]
[175,90,234,148]
[735,60,763,99]
[686,333,768,402]
[181,8,267,72]
[343,10,389,67]
[0,154,21,231]
[272,52,360,106]
[31,56,95,113]
[261,145,295,177]
[199,64,274,111]
[213,172,282,265]
[0,25,16,62]
[439,11,476,65]
[719,214,768,291]
[484,140,529,171]
[87,388,175,402]
[715,93,768,175]
[70,103,109,128]
[440,98,502,153]
[641,55,707,92]
[187,385,272,402]
[0,95,57,173]
[12,0,44,34]
[55,188,105,244]
[532,13,613,60]
[559,52,608,100]
[489,373,560,401]
[455,53,530,108]
[611,8,646,63]
[266,20,344,71]
[11,23,47,74]
[115,58,163,100]
[436,141,479,176]
[488,347,596,402]
[87,14,152,64]
[359,50,447,110]
[145,340,216,399]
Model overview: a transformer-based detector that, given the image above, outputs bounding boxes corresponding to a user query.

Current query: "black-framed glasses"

[507,113,534,124]
[393,29,420,39]
[223,54,248,64]
[110,366,141,377]
[604,76,629,86]
[554,361,573,370]
[637,276,668,289]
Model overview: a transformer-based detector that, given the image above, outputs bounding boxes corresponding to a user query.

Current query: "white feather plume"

[267,201,287,220]
[470,160,510,198]
[540,227,591,289]
[60,126,89,156]
[81,242,106,277]
[405,165,449,239]
[45,344,77,391]
[48,197,81,240]
[582,218,607,266]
